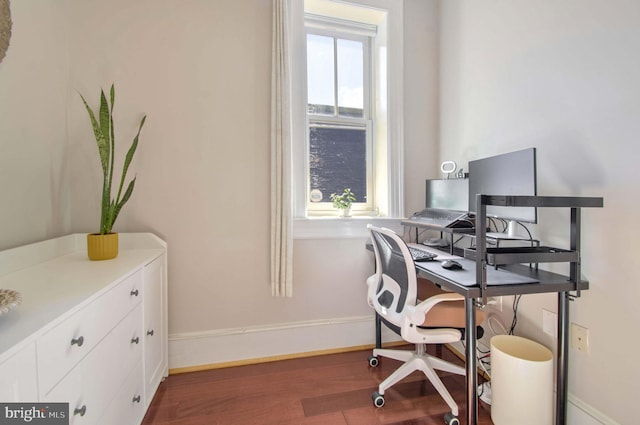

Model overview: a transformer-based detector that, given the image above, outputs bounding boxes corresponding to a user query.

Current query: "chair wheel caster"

[372,391,385,407]
[444,412,459,425]
[368,355,379,367]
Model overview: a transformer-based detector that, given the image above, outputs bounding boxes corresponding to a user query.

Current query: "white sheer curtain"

[270,0,293,297]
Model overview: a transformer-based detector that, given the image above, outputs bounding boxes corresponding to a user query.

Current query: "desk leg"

[465,298,478,425]
[557,292,570,425]
[375,313,382,349]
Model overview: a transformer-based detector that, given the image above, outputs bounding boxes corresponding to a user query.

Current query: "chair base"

[373,343,465,417]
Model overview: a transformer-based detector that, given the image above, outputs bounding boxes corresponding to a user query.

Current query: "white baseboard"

[567,394,621,425]
[168,315,401,371]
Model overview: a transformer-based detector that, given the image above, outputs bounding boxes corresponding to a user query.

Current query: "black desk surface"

[366,242,588,299]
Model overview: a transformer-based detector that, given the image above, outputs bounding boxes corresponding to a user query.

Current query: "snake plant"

[80,84,146,235]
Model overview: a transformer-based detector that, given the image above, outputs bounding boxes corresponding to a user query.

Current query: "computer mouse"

[441,260,463,270]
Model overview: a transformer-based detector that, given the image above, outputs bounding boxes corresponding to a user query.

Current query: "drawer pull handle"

[130,289,139,297]
[132,395,141,403]
[74,405,87,416]
[131,337,140,344]
[70,336,84,347]
[147,329,155,336]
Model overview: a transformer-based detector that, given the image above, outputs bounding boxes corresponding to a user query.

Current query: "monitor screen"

[468,148,537,223]
[426,179,469,211]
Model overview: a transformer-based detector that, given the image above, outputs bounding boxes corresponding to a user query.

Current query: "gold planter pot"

[87,233,119,261]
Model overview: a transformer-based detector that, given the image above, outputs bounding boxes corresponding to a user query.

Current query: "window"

[306,27,373,214]
[290,0,404,230]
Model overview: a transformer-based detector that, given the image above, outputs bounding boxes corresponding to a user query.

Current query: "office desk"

[419,259,585,425]
[372,195,603,425]
[368,248,584,425]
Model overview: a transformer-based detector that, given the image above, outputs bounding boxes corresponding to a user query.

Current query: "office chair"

[366,225,484,425]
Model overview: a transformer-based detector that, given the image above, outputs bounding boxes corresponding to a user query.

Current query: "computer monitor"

[426,178,469,212]
[468,148,537,234]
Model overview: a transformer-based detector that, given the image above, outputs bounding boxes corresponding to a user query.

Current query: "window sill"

[293,216,404,239]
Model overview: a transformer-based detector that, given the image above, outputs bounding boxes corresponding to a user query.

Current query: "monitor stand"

[423,238,449,247]
[486,220,530,240]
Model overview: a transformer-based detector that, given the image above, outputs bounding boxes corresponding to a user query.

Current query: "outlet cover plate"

[571,323,589,353]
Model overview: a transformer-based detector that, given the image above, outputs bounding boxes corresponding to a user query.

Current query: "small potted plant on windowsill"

[80,84,146,260]
[330,188,356,217]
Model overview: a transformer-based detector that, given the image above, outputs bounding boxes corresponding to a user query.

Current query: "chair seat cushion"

[416,277,485,328]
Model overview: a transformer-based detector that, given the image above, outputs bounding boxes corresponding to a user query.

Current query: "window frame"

[305,25,374,215]
[289,0,404,237]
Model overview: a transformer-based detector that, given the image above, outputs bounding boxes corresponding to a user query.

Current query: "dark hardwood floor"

[142,345,493,425]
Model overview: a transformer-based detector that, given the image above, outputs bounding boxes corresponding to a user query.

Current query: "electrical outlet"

[542,309,557,337]
[486,296,502,312]
[571,323,589,353]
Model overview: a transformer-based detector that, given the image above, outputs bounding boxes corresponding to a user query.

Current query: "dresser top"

[0,233,166,358]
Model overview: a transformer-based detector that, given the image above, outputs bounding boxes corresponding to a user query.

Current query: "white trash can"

[490,335,553,425]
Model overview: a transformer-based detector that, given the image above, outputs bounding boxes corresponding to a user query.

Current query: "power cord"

[475,311,514,405]
[514,220,533,242]
[459,338,493,404]
[508,295,522,335]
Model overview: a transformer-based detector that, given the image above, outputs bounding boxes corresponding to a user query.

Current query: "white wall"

[64,0,441,368]
[0,1,70,251]
[439,1,639,423]
[67,0,276,335]
[403,0,440,215]
[0,0,437,367]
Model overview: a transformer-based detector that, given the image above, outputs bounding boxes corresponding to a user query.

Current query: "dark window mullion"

[333,36,339,117]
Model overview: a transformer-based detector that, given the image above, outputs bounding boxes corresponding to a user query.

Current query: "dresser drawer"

[99,360,145,425]
[37,270,143,394]
[0,343,38,401]
[44,303,143,425]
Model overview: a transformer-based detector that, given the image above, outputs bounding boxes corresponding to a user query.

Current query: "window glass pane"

[337,38,364,118]
[309,126,366,203]
[306,34,335,115]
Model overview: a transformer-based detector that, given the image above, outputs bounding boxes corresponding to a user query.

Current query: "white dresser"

[0,233,168,425]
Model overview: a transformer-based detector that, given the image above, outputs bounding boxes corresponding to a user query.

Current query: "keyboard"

[405,208,473,228]
[408,246,437,262]
[418,209,463,221]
